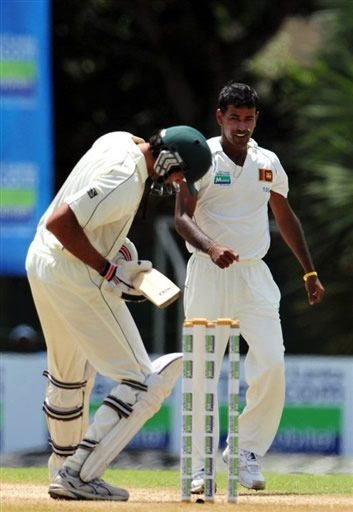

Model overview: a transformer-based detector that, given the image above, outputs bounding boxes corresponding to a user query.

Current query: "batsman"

[26,125,212,501]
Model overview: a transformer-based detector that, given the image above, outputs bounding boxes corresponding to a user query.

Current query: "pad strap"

[49,438,78,457]
[102,379,148,418]
[43,398,83,421]
[103,395,133,418]
[121,379,148,392]
[43,370,87,390]
[78,438,99,452]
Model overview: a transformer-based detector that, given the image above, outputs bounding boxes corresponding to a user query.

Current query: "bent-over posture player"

[26,126,212,501]
[175,82,325,494]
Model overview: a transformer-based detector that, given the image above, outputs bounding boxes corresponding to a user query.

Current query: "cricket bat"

[132,268,181,308]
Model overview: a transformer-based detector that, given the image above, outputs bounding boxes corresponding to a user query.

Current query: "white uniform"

[26,132,153,465]
[184,136,288,472]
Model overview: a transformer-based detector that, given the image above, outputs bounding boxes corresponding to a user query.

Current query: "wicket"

[181,318,240,503]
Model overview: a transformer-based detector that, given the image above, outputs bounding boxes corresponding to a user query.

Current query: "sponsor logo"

[182,479,191,494]
[183,414,192,433]
[87,187,98,198]
[205,436,213,454]
[206,361,215,379]
[229,393,239,412]
[259,168,273,182]
[183,392,193,411]
[229,436,238,454]
[205,414,214,433]
[184,360,193,379]
[182,458,192,475]
[205,455,214,473]
[184,334,193,353]
[271,406,342,454]
[183,436,192,454]
[205,393,214,411]
[214,172,231,185]
[206,335,215,354]
[229,415,238,434]
[0,35,38,104]
[230,361,239,380]
[0,162,36,222]
[205,479,214,494]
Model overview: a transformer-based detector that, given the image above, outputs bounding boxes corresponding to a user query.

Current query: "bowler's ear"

[216,108,223,127]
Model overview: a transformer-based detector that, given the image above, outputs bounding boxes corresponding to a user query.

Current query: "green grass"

[1,467,352,494]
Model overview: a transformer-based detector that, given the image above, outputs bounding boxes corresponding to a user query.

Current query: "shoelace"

[242,451,261,473]
[90,478,108,487]
[192,468,205,480]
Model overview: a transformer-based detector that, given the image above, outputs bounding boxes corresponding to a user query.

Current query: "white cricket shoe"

[48,466,129,501]
[190,468,217,495]
[191,469,205,494]
[223,447,266,490]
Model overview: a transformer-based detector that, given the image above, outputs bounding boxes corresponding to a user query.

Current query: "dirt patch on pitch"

[1,483,352,512]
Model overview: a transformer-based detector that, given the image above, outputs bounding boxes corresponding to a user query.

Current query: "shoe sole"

[49,487,129,501]
[49,491,79,501]
[239,479,266,491]
[191,483,217,495]
[191,485,204,495]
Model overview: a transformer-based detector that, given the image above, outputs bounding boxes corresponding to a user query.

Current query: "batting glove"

[116,238,138,263]
[100,259,152,302]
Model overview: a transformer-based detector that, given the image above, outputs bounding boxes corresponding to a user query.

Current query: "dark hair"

[218,81,259,113]
[149,131,164,159]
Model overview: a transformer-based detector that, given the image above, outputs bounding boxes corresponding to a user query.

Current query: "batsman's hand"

[208,243,239,269]
[304,275,325,305]
[101,260,152,302]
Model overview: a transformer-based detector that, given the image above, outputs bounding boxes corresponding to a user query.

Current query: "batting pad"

[80,353,182,481]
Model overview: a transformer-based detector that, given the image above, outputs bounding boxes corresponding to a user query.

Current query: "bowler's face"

[217,105,258,151]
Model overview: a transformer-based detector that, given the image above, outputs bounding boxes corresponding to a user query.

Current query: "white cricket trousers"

[184,253,285,473]
[26,244,152,463]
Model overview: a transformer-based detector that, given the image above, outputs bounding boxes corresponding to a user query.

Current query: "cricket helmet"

[152,125,212,195]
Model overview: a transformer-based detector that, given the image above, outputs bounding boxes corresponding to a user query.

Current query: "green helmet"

[153,125,212,195]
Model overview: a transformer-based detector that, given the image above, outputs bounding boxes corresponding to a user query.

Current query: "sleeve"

[193,154,216,193]
[66,172,138,230]
[271,153,289,198]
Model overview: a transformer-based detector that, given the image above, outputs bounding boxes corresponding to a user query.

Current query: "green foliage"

[51,0,320,183]
[242,0,353,354]
[281,0,353,353]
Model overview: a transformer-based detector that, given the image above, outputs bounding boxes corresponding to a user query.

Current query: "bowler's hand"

[208,243,239,269]
[305,276,325,305]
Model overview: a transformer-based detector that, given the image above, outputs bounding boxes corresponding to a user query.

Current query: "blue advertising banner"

[0,0,53,275]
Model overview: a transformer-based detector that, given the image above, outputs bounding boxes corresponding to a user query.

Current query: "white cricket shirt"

[33,132,148,263]
[187,136,289,260]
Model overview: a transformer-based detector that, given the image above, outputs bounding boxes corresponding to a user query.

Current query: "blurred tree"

[287,0,353,353]
[51,0,320,187]
[250,0,353,354]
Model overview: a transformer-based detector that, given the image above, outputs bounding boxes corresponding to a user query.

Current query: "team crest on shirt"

[258,168,273,182]
[87,187,98,198]
[214,171,231,185]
